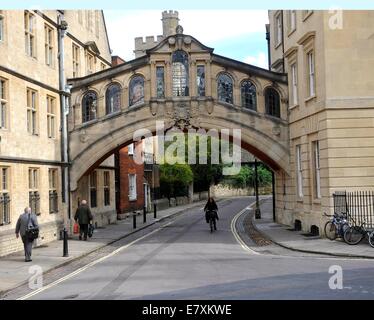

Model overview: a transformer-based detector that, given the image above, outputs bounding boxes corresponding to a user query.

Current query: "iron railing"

[333,191,374,229]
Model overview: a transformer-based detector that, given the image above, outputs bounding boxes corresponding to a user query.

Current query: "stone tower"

[134,10,180,58]
[162,10,179,37]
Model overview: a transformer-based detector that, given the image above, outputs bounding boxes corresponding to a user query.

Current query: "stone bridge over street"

[67,30,289,212]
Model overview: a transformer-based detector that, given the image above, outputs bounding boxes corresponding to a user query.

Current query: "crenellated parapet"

[134,35,165,58]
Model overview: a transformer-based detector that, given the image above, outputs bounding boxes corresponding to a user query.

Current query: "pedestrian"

[204,197,219,223]
[74,200,93,241]
[15,207,39,262]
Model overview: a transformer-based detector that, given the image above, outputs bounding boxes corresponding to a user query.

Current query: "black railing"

[0,193,10,225]
[333,191,374,229]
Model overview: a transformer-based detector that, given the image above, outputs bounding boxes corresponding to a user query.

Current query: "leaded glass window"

[82,91,97,123]
[106,84,121,114]
[156,66,165,99]
[172,50,189,97]
[241,80,257,111]
[197,65,205,97]
[217,73,233,104]
[129,76,144,106]
[265,87,280,118]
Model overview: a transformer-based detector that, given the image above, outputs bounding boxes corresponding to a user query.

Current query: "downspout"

[265,23,271,71]
[57,13,71,226]
[281,10,285,73]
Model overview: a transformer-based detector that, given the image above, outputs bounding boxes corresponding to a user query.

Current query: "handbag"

[73,222,80,234]
[26,213,39,241]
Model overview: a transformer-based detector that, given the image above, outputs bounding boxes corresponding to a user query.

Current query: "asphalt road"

[15,197,374,300]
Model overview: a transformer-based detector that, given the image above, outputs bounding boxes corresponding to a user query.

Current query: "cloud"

[244,52,268,69]
[104,10,269,61]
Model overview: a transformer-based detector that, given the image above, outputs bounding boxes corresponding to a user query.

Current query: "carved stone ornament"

[79,130,89,143]
[165,101,200,130]
[150,101,158,116]
[205,100,214,114]
[272,125,281,136]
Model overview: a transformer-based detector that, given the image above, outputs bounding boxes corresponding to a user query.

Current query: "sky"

[104,10,269,69]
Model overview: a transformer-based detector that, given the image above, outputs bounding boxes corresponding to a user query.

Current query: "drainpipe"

[281,10,285,73]
[57,13,71,226]
[265,23,271,71]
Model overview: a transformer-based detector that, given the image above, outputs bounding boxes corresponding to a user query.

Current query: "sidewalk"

[252,199,374,259]
[0,200,208,295]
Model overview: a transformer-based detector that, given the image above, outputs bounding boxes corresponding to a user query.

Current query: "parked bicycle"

[323,212,350,241]
[343,220,374,247]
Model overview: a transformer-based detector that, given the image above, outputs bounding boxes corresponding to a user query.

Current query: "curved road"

[13,197,374,299]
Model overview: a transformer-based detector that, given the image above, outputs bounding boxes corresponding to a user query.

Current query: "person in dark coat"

[204,197,219,229]
[74,200,93,241]
[15,207,39,262]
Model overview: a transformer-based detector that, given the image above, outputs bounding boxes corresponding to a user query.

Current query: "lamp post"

[254,158,261,219]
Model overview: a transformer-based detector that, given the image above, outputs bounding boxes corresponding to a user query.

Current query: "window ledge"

[313,199,322,205]
[275,42,282,50]
[289,103,299,110]
[305,95,316,103]
[302,11,314,22]
[287,28,296,37]
[129,198,137,202]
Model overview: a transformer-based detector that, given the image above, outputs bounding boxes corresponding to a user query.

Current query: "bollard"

[154,203,157,219]
[143,206,146,223]
[133,212,136,229]
[63,227,69,257]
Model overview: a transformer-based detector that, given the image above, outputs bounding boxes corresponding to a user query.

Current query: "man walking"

[15,207,39,262]
[74,200,93,241]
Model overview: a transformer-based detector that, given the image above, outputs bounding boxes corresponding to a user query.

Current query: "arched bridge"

[68,32,289,191]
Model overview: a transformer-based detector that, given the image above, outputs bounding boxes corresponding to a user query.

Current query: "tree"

[159,163,193,198]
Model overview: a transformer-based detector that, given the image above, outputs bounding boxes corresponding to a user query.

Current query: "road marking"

[230,203,260,256]
[17,220,175,300]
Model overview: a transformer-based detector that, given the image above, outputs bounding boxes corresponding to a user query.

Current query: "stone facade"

[268,10,374,234]
[0,10,113,256]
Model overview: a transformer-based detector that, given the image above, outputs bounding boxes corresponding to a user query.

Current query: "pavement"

[252,198,374,259]
[0,200,209,295]
[6,196,374,300]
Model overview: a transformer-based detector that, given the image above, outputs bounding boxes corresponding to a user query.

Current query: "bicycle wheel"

[324,221,337,240]
[343,226,363,245]
[368,231,374,248]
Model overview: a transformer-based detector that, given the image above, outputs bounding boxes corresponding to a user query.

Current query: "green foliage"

[160,163,193,198]
[222,164,272,189]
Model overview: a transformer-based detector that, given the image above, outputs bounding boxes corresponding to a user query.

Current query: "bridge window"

[265,87,280,118]
[129,76,144,107]
[217,73,233,104]
[197,65,205,97]
[241,80,257,111]
[156,66,165,99]
[106,84,121,114]
[82,91,97,123]
[172,50,189,97]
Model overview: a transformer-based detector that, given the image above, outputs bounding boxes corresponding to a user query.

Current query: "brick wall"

[119,142,145,213]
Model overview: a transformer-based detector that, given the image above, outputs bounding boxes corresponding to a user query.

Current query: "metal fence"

[333,191,374,229]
